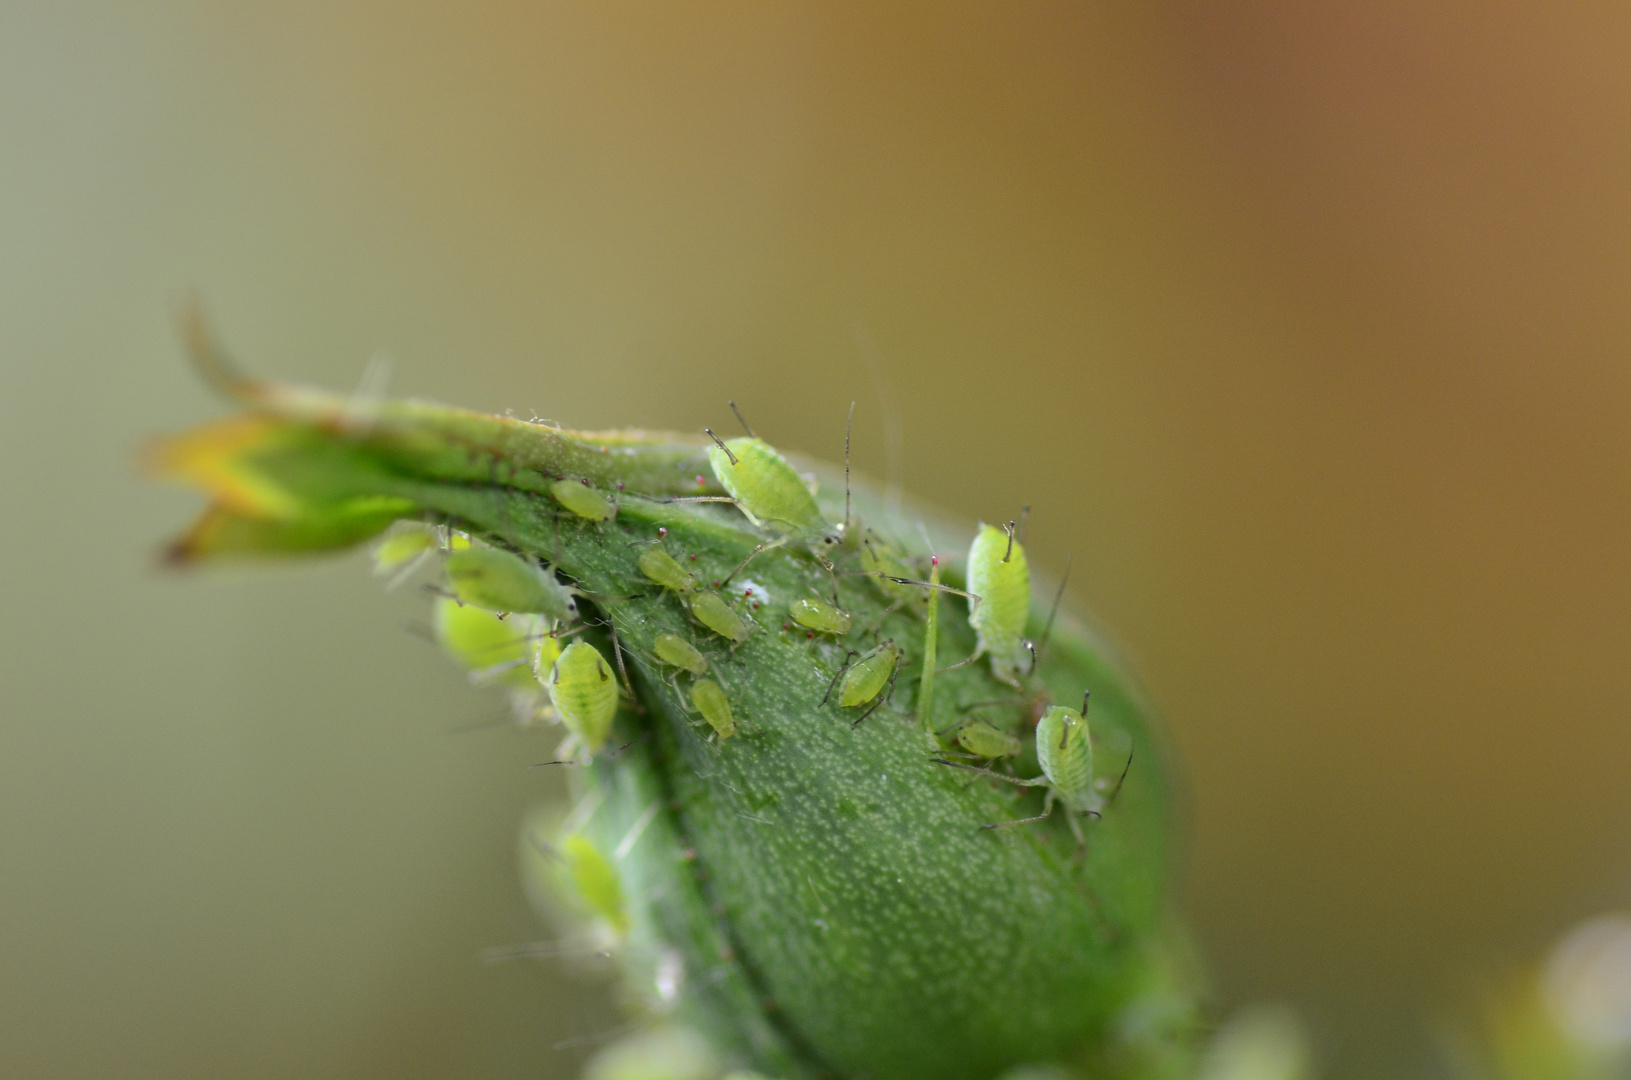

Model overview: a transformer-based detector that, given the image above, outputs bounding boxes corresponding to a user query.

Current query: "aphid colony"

[373,404,1121,842]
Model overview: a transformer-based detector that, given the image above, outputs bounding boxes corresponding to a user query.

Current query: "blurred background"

[4,3,1630,1078]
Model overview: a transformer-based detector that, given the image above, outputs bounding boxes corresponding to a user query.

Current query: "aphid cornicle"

[638,547,699,593]
[444,546,578,622]
[825,640,903,726]
[653,633,708,675]
[965,521,1032,685]
[550,477,617,522]
[789,596,850,635]
[548,640,619,751]
[935,691,1113,846]
[689,590,752,644]
[689,679,737,739]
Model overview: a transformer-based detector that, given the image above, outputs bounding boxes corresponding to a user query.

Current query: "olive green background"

[4,4,1631,1079]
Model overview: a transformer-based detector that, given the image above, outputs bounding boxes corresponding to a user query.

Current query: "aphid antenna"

[657,494,739,505]
[720,535,790,586]
[1034,551,1073,666]
[1102,742,1134,811]
[401,619,436,644]
[176,294,264,402]
[931,757,1048,790]
[603,732,649,763]
[528,757,582,768]
[856,570,979,601]
[705,428,739,466]
[421,582,464,606]
[937,648,982,675]
[728,400,757,438]
[844,400,855,536]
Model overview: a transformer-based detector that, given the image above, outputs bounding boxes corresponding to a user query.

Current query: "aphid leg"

[606,622,637,704]
[721,535,789,585]
[983,789,1057,832]
[1003,520,1017,562]
[822,651,861,706]
[851,666,898,729]
[937,644,984,675]
[854,598,904,639]
[1066,805,1087,846]
[930,759,1046,788]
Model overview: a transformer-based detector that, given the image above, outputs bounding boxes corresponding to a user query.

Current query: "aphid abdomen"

[638,547,699,593]
[654,633,709,675]
[966,523,1032,680]
[549,641,619,750]
[707,437,825,535]
[560,833,628,935]
[690,679,737,739]
[550,478,617,522]
[789,596,851,635]
[1035,705,1095,812]
[838,642,900,708]
[444,546,576,619]
[690,590,752,644]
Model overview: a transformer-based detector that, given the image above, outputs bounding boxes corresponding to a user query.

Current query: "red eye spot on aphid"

[658,527,667,538]
[931,555,939,566]
[806,631,815,639]
[694,475,705,486]
[752,602,761,609]
[688,554,697,561]
[711,580,720,587]
[617,481,625,490]
[782,623,792,631]
[743,589,752,598]
[580,478,591,486]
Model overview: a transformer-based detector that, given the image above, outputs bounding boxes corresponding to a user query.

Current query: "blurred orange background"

[4,4,1630,1078]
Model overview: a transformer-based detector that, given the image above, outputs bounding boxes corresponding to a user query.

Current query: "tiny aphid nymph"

[689,590,752,644]
[690,679,737,739]
[550,478,617,522]
[789,596,850,635]
[548,640,619,751]
[639,547,699,593]
[653,633,709,675]
[955,720,1022,760]
[965,521,1031,685]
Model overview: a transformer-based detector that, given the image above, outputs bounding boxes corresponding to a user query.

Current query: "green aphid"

[955,720,1022,759]
[638,547,699,593]
[825,640,903,726]
[371,524,438,575]
[653,632,708,676]
[689,679,737,740]
[432,596,541,694]
[936,691,1111,846]
[444,545,578,621]
[789,596,850,635]
[966,520,1032,685]
[705,431,825,536]
[550,477,617,522]
[561,833,628,935]
[547,640,619,751]
[689,590,751,644]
